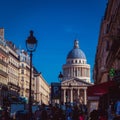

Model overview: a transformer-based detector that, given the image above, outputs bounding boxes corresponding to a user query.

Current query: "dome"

[67,40,86,59]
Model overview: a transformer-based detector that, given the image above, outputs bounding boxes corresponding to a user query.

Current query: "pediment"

[61,78,91,87]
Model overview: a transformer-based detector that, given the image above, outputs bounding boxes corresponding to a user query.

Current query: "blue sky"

[0,0,107,84]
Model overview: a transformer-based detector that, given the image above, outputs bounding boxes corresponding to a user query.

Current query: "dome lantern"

[74,40,79,48]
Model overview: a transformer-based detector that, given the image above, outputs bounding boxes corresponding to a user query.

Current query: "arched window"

[72,60,73,63]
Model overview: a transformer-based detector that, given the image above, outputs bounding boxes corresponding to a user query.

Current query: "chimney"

[0,28,4,40]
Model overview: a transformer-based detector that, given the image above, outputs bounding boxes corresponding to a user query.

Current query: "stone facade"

[93,0,120,84]
[6,41,20,103]
[0,28,50,107]
[0,31,9,106]
[19,50,31,100]
[34,68,50,105]
[57,40,92,105]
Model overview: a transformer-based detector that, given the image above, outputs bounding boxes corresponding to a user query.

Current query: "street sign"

[51,82,61,99]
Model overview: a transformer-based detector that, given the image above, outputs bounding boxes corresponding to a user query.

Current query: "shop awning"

[87,80,116,97]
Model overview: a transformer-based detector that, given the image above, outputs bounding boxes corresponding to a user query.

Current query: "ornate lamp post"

[26,30,37,119]
[58,72,63,106]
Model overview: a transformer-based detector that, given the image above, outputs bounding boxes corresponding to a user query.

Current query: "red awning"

[87,80,116,97]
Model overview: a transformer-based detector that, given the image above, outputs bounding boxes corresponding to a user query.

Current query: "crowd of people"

[34,103,88,120]
[1,100,120,120]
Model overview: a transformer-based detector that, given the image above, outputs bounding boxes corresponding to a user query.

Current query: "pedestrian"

[107,103,114,120]
[114,98,120,116]
[99,109,108,120]
[40,104,48,120]
[66,105,72,119]
[67,113,72,120]
[72,105,79,120]
[0,109,10,120]
[79,112,85,120]
[34,108,41,120]
[89,109,99,120]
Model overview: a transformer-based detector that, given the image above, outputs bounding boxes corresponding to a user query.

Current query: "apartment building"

[19,50,31,101]
[93,0,120,84]
[6,41,20,102]
[34,67,50,105]
[0,28,9,107]
[88,0,120,111]
[0,28,50,106]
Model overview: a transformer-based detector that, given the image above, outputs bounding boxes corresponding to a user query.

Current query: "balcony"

[0,59,8,66]
[0,47,8,57]
[106,36,120,68]
[100,66,107,73]
[0,69,8,77]
[8,82,20,91]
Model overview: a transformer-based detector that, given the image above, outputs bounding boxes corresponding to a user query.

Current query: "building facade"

[90,0,120,112]
[34,68,50,105]
[63,40,90,83]
[6,41,20,103]
[0,28,9,106]
[19,50,31,102]
[53,40,92,105]
[0,28,50,107]
[93,0,120,84]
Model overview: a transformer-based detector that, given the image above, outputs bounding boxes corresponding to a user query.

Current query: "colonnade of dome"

[62,40,90,83]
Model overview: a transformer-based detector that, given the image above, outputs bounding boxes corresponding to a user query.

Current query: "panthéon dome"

[67,40,86,59]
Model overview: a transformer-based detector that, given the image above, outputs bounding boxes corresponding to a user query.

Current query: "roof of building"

[67,40,86,59]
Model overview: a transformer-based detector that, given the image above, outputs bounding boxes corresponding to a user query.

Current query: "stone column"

[71,68,73,77]
[77,67,78,77]
[81,68,82,77]
[77,89,80,98]
[84,88,87,105]
[70,89,73,103]
[68,68,70,78]
[64,89,66,104]
[72,67,74,77]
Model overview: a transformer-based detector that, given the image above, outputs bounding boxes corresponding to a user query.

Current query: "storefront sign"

[51,82,61,99]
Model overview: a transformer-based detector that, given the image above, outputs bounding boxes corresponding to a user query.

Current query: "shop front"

[0,84,8,107]
[87,80,116,114]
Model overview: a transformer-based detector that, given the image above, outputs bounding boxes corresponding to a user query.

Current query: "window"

[106,23,110,34]
[21,70,24,74]
[21,76,24,81]
[72,60,73,63]
[75,69,77,76]
[106,41,109,51]
[21,64,24,68]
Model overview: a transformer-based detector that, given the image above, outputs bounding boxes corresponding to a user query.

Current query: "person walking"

[0,109,10,120]
[39,104,48,120]
[79,112,85,120]
[72,105,79,120]
[67,113,72,120]
[89,109,99,120]
[34,108,41,120]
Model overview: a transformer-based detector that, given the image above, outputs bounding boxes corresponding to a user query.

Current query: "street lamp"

[58,72,63,106]
[26,30,37,119]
